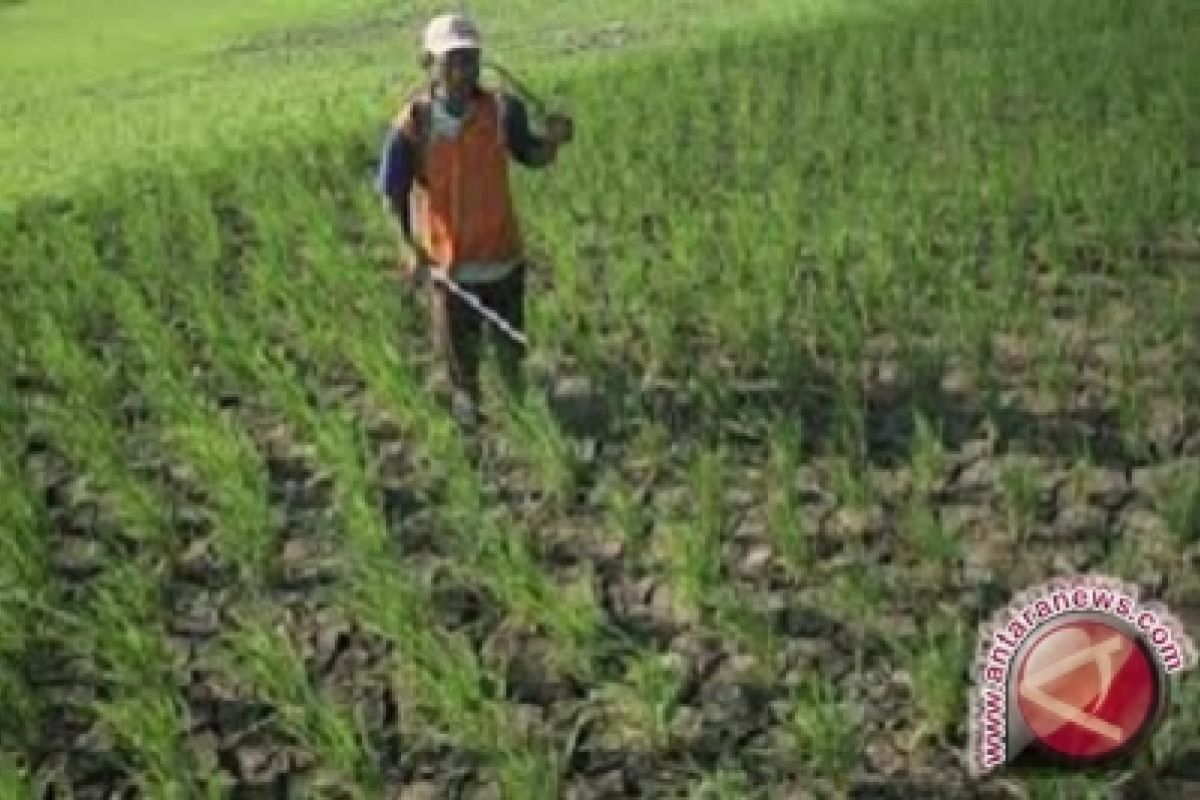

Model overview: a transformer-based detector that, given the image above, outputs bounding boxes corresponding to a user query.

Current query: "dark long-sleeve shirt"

[374,89,550,244]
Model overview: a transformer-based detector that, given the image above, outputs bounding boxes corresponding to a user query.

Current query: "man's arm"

[376,124,418,246]
[504,93,566,168]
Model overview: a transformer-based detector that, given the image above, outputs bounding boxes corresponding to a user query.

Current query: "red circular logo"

[1015,618,1160,762]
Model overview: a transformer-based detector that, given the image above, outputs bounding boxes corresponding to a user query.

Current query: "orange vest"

[395,87,524,274]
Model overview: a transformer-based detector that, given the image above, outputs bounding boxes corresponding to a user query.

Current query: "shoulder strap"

[415,86,434,152]
[493,88,508,145]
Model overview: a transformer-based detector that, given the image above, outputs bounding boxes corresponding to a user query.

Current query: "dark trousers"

[430,263,526,406]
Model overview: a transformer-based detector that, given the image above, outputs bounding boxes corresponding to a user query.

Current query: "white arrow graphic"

[1018,635,1126,743]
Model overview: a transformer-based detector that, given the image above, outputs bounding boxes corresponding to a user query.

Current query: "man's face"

[434,47,481,94]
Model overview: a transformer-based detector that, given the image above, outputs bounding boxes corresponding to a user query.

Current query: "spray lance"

[484,58,550,119]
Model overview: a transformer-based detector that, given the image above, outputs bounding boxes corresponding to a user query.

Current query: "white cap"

[422,13,482,56]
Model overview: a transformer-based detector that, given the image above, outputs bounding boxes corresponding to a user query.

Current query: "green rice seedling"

[1113,337,1149,461]
[602,478,650,554]
[1159,471,1200,547]
[901,416,955,571]
[1160,273,1199,368]
[398,635,507,756]
[829,563,890,640]
[297,407,368,502]
[710,589,780,680]
[1100,532,1146,582]
[338,337,424,419]
[233,210,464,533]
[626,420,672,481]
[820,322,870,438]
[498,388,579,512]
[765,420,810,572]
[901,499,961,581]
[91,692,196,800]
[80,563,172,689]
[1024,774,1113,800]
[1149,672,1199,775]
[107,278,276,579]
[999,457,1041,543]
[827,454,873,516]
[693,446,727,549]
[541,579,605,681]
[1033,338,1077,434]
[600,649,685,751]
[185,296,262,391]
[691,766,753,800]
[899,617,971,746]
[22,313,172,544]
[659,514,721,617]
[782,670,862,780]
[349,560,510,758]
[0,455,47,751]
[109,285,189,405]
[908,412,945,497]
[1058,458,1093,506]
[217,615,378,792]
[0,659,37,758]
[166,418,274,576]
[64,564,201,796]
[0,759,33,800]
[475,521,602,679]
[190,343,366,609]
[436,449,491,542]
[492,745,565,800]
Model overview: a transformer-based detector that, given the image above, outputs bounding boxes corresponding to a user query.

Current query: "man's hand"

[544,113,574,147]
[405,260,431,289]
[399,242,434,289]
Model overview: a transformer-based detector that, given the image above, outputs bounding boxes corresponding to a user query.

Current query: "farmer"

[376,12,574,426]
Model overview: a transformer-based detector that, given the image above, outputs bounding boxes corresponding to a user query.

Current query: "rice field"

[1,0,1198,798]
